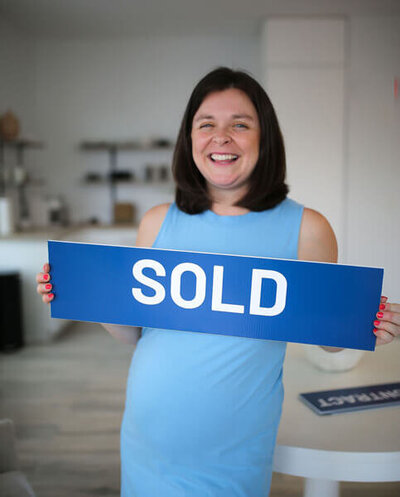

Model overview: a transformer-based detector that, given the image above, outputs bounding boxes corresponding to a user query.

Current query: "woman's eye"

[199,123,213,129]
[234,123,248,129]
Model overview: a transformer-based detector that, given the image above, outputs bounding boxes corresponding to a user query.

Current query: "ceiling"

[1,0,400,38]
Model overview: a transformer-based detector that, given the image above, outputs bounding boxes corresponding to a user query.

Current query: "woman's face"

[191,88,260,200]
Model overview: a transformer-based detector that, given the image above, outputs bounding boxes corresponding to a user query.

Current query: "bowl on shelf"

[109,170,134,182]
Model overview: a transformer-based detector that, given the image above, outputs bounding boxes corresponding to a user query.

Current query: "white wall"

[346,16,400,301]
[261,18,346,251]
[262,16,400,302]
[31,34,260,224]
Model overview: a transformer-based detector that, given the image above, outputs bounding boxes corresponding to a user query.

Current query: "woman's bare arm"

[297,208,342,352]
[99,203,171,343]
[36,204,171,345]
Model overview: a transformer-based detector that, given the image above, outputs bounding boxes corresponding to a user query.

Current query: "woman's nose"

[212,132,232,145]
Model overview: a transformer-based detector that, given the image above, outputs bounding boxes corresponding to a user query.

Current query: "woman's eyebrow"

[194,113,255,122]
[194,114,214,122]
[232,114,254,121]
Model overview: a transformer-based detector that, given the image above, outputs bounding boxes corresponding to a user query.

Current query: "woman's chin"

[207,178,248,195]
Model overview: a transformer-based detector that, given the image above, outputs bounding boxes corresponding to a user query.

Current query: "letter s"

[132,259,166,305]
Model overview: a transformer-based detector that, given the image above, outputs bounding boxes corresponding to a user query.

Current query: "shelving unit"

[80,139,174,222]
[0,138,44,229]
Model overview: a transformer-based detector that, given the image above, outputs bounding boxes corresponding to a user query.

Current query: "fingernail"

[373,329,378,334]
[377,312,384,318]
[45,284,52,290]
[374,320,380,327]
[43,274,49,281]
[379,304,386,310]
[48,293,54,299]
[381,296,387,300]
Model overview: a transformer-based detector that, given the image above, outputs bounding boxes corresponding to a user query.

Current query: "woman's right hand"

[36,263,54,304]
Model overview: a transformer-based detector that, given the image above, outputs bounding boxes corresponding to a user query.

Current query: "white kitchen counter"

[0,225,137,344]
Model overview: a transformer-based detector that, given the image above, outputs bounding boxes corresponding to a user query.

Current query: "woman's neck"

[209,185,250,216]
[210,190,250,216]
[211,203,250,216]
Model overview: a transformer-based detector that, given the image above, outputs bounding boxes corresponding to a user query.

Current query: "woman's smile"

[208,152,239,165]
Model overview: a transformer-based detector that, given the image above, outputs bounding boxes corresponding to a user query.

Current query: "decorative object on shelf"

[109,170,134,182]
[143,163,171,182]
[114,202,136,225]
[46,196,68,227]
[144,164,156,182]
[13,165,28,186]
[151,137,173,148]
[84,172,103,183]
[0,196,15,235]
[302,344,364,372]
[0,110,20,141]
[159,164,170,182]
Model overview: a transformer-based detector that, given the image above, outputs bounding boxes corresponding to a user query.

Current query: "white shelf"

[80,139,174,151]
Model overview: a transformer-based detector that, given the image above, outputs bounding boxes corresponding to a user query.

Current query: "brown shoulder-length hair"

[172,66,289,214]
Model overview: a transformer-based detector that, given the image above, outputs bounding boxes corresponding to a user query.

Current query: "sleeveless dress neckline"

[201,208,257,225]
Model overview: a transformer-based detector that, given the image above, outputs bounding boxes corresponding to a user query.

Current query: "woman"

[37,67,400,496]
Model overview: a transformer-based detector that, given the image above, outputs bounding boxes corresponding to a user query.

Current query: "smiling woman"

[36,66,400,497]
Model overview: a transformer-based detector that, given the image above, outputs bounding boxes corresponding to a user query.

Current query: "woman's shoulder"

[135,203,172,247]
[298,207,338,263]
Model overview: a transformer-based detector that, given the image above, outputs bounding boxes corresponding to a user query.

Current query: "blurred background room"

[0,1,399,496]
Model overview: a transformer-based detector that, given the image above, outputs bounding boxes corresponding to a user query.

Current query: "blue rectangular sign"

[48,240,383,351]
[299,382,400,415]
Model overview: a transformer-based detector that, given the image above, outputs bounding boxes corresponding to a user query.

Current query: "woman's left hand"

[374,296,400,345]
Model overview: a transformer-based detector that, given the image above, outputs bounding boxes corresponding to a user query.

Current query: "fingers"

[41,292,54,304]
[375,329,394,346]
[36,263,51,283]
[36,263,54,304]
[374,320,398,337]
[374,299,400,346]
[37,282,52,293]
[36,272,50,284]
[375,304,400,328]
[379,301,400,320]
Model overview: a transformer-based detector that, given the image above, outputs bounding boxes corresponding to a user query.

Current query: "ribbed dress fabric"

[121,198,304,497]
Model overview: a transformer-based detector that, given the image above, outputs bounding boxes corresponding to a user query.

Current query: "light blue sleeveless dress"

[121,198,304,497]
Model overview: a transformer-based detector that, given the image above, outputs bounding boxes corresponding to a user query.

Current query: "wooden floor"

[1,322,399,497]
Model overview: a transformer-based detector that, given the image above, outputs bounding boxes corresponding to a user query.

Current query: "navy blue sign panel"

[300,382,400,415]
[48,240,383,351]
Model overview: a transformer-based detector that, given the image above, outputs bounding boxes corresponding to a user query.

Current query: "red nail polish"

[45,284,52,290]
[379,304,385,310]
[374,320,380,327]
[381,296,387,300]
[377,312,384,318]
[48,293,54,299]
[43,274,49,281]
[373,329,378,334]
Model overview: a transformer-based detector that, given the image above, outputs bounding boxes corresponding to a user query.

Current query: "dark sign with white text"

[300,382,400,415]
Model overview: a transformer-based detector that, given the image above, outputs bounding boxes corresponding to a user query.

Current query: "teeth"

[211,153,238,161]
